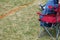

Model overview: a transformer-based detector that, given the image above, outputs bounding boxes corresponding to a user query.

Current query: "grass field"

[0,0,60,40]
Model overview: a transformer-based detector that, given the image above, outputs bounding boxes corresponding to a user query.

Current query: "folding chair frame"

[39,23,60,40]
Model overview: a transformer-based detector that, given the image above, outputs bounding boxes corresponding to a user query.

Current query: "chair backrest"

[37,0,60,23]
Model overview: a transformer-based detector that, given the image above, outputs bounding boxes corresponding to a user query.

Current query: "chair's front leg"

[56,24,60,40]
[43,26,54,40]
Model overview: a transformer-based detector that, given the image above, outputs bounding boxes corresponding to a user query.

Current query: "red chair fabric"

[41,15,56,23]
[40,14,60,23]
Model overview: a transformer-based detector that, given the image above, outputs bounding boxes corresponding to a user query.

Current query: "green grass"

[0,0,59,40]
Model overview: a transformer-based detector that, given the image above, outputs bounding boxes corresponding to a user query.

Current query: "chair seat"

[57,16,60,22]
[41,15,60,23]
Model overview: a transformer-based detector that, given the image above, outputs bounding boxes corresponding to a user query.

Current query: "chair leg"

[55,25,59,40]
[43,26,54,40]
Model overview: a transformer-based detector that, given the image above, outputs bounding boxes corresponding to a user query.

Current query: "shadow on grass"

[38,29,60,38]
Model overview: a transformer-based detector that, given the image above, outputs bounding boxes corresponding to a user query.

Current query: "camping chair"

[37,4,60,40]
